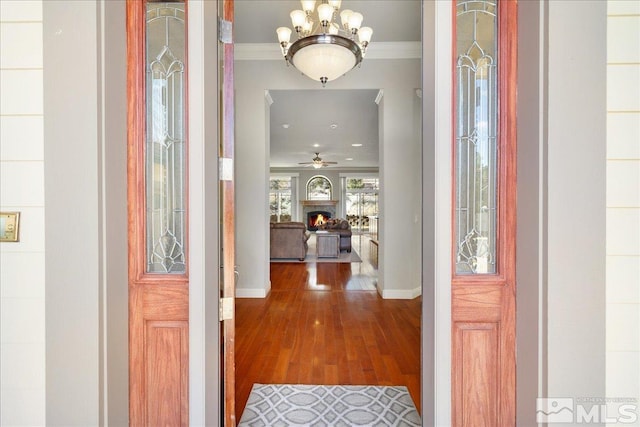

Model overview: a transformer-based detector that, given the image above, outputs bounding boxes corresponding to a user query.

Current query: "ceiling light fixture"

[276,1,373,87]
[298,152,338,169]
[351,143,362,147]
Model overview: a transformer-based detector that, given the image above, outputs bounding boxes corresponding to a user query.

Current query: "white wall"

[235,58,422,299]
[0,1,46,425]
[43,1,107,424]
[606,0,640,422]
[515,0,543,424]
[546,1,608,416]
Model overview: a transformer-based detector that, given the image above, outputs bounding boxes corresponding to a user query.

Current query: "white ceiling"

[235,1,422,169]
[235,1,422,44]
[268,89,380,168]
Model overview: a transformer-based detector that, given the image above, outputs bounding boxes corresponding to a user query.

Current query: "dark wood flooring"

[235,234,422,420]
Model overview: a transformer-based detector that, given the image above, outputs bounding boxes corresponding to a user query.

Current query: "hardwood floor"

[235,234,422,420]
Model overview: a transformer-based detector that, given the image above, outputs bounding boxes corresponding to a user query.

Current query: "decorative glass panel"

[307,176,332,200]
[455,0,498,274]
[145,2,186,273]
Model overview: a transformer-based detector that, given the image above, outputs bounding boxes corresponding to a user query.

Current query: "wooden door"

[127,1,190,424]
[219,0,237,425]
[451,1,517,425]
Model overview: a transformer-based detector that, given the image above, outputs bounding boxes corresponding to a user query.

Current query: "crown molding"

[375,89,384,105]
[235,41,421,61]
[264,90,274,106]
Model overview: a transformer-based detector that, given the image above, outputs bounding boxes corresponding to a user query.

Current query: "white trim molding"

[378,286,422,300]
[236,286,271,298]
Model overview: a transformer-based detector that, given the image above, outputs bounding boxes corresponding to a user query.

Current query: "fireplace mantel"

[302,200,338,207]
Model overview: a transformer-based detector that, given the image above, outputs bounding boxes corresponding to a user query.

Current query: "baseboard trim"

[378,286,422,300]
[236,287,270,298]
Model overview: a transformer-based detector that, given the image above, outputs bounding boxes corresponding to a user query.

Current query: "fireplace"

[307,211,332,231]
[301,200,337,230]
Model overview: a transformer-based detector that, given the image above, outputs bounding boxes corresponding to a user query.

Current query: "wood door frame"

[185,0,221,424]
[199,1,518,422]
[220,0,237,425]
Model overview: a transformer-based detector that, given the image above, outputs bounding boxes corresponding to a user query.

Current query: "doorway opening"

[233,0,424,422]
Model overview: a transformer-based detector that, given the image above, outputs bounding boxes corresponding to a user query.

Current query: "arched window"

[306,176,332,200]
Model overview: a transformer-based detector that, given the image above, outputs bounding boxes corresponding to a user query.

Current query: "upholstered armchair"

[269,222,310,261]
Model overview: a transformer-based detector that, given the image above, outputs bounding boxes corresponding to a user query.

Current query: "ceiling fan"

[298,152,338,169]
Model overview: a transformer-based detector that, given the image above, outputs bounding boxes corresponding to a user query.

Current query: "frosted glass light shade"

[288,36,360,83]
[358,26,373,43]
[340,9,352,27]
[277,27,292,44]
[318,3,333,22]
[318,4,333,23]
[328,0,342,9]
[300,0,316,14]
[348,12,363,30]
[290,10,306,28]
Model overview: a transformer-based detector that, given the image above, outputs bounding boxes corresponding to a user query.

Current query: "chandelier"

[276,0,373,86]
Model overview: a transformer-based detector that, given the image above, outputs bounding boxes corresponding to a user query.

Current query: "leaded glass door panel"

[127,1,189,424]
[451,1,517,425]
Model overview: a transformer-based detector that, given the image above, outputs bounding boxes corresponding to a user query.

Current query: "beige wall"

[0,1,45,425]
[607,0,640,420]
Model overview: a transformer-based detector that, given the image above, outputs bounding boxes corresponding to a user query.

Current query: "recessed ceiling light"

[313,143,320,147]
[351,143,363,147]
[282,123,290,129]
[330,123,338,129]
[345,158,354,161]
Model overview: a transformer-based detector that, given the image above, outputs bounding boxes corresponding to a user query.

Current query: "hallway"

[235,253,422,420]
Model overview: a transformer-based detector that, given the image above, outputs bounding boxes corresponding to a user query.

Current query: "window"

[306,176,332,200]
[343,176,379,232]
[269,177,293,223]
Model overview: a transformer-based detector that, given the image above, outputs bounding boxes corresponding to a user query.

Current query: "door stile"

[220,0,237,425]
[497,1,518,422]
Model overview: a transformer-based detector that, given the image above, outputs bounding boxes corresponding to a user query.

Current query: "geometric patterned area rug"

[238,384,421,426]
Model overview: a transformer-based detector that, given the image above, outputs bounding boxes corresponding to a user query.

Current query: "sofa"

[270,222,310,261]
[316,218,352,252]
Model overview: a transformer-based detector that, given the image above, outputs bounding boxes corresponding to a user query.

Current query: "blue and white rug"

[238,384,421,426]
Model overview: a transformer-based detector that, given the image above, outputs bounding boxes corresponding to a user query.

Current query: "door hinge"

[218,17,233,44]
[219,297,234,321]
[219,157,233,181]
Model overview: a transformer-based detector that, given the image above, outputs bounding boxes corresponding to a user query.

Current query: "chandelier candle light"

[276,0,373,86]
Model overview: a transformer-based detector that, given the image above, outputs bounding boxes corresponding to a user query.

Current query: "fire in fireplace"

[307,210,332,231]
